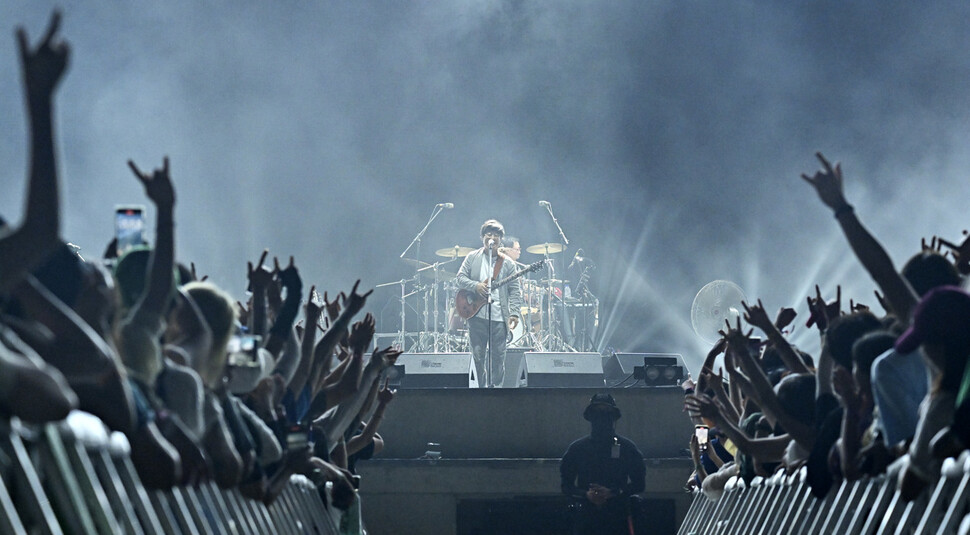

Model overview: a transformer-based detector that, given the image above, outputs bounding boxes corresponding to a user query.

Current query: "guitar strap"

[491,254,505,282]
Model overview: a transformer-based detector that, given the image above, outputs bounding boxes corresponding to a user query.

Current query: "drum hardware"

[435,245,475,259]
[525,242,565,255]
[375,275,420,351]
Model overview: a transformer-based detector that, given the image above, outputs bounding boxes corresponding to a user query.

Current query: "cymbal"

[416,262,456,281]
[525,243,565,254]
[401,258,431,270]
[520,306,540,316]
[540,279,569,285]
[436,246,475,258]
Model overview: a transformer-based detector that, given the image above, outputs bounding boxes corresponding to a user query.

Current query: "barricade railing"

[677,451,970,535]
[0,412,343,535]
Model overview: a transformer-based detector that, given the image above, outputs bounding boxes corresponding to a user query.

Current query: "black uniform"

[560,434,646,535]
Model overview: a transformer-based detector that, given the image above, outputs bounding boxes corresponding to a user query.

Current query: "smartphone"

[227,334,262,366]
[695,425,709,451]
[286,424,310,450]
[114,205,146,257]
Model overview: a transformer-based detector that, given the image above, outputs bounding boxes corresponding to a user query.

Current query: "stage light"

[633,356,683,386]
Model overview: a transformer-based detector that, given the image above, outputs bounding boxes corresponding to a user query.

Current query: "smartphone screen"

[286,424,310,450]
[695,425,709,450]
[115,205,146,257]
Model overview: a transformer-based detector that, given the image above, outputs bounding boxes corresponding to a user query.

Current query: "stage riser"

[378,387,692,459]
[358,459,692,535]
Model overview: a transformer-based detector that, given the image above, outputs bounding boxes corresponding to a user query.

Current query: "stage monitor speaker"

[603,352,687,387]
[517,352,604,388]
[397,353,478,389]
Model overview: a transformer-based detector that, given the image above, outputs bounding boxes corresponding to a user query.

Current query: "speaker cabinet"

[517,352,604,387]
[397,353,478,388]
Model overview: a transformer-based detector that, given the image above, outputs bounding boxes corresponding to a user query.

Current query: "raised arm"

[801,152,918,322]
[305,282,371,389]
[287,286,322,397]
[0,12,70,291]
[742,299,811,374]
[263,257,302,357]
[346,378,394,455]
[126,157,175,318]
[722,319,816,450]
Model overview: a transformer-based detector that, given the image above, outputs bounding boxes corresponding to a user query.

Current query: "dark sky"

[3,1,970,372]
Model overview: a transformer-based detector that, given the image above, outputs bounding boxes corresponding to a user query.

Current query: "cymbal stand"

[375,276,418,351]
[522,287,545,351]
[540,255,565,351]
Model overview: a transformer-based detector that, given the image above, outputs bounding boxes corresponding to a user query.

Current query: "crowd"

[1,12,399,533]
[681,149,970,518]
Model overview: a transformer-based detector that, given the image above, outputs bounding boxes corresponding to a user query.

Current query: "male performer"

[500,236,522,264]
[456,219,523,387]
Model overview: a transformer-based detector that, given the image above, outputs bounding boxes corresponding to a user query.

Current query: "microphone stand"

[400,204,447,263]
[541,202,570,351]
[485,242,493,388]
[541,202,569,248]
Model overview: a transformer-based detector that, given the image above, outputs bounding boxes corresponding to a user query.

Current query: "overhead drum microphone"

[538,200,551,207]
[569,248,584,269]
[437,202,454,209]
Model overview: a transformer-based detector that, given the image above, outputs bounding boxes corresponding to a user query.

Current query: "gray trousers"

[468,316,507,387]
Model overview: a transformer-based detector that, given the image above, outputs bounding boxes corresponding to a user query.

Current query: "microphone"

[437,202,454,209]
[487,239,496,247]
[538,200,551,207]
[569,249,583,269]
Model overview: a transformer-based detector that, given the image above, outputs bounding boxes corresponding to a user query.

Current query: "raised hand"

[344,280,374,317]
[696,339,727,395]
[938,231,970,275]
[684,393,721,424]
[717,317,754,353]
[742,299,774,333]
[921,236,944,254]
[774,307,797,331]
[236,300,250,326]
[247,250,272,290]
[276,256,301,291]
[873,290,891,315]
[377,378,396,406]
[849,299,869,313]
[17,11,70,101]
[800,152,849,212]
[128,157,175,208]
[805,284,841,331]
[373,346,403,369]
[322,291,342,323]
[189,262,208,282]
[305,286,322,321]
[348,313,376,352]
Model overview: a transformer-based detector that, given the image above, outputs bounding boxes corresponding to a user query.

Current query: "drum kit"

[378,241,598,353]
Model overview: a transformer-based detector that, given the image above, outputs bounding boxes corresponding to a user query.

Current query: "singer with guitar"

[456,219,524,387]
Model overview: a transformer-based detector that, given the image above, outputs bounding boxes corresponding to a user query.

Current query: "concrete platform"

[355,386,696,534]
[375,386,693,459]
[358,458,693,534]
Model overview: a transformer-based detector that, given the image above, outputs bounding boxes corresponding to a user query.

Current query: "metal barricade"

[675,456,970,534]
[0,412,344,535]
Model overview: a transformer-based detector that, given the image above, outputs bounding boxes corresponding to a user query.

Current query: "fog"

[3,1,970,373]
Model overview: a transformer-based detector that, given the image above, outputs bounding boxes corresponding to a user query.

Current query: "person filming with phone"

[560,394,646,535]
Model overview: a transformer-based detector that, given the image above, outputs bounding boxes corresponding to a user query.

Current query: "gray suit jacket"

[456,248,524,321]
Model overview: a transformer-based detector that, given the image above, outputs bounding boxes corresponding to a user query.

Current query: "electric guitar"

[455,260,545,320]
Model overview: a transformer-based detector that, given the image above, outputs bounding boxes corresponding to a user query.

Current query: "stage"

[356,386,695,534]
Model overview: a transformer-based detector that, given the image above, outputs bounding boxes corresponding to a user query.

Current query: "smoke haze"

[3,1,970,371]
